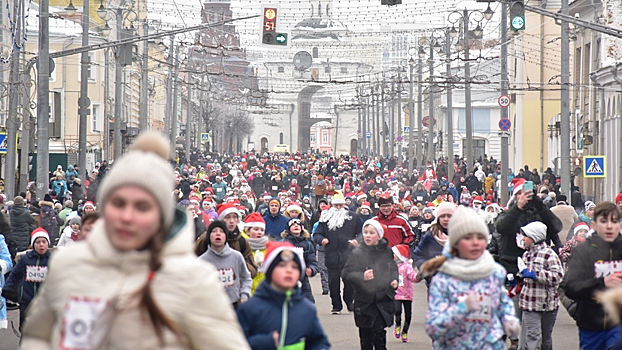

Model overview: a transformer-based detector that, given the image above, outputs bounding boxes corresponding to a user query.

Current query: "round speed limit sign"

[498,95,511,108]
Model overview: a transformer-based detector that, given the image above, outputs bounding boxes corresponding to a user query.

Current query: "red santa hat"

[262,242,305,282]
[361,201,371,210]
[357,193,367,201]
[473,196,484,204]
[83,201,95,210]
[511,178,526,196]
[189,196,201,205]
[286,202,302,213]
[244,212,265,230]
[392,244,410,263]
[31,227,50,246]
[217,202,240,220]
[574,222,589,235]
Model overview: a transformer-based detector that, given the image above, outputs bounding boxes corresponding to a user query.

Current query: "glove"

[521,269,537,281]
[507,275,518,287]
[531,195,545,211]
[503,318,520,338]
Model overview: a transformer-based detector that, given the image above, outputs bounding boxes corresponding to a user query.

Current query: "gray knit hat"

[520,221,547,243]
[97,132,175,230]
[447,206,490,248]
[13,196,24,206]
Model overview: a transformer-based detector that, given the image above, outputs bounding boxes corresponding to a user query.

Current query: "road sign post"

[498,95,511,108]
[201,133,211,143]
[583,155,606,178]
[498,118,512,131]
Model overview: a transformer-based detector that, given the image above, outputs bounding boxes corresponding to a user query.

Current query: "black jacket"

[313,211,362,268]
[10,206,35,252]
[495,199,562,274]
[561,234,622,332]
[342,238,398,328]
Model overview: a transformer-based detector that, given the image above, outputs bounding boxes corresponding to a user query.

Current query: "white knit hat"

[97,132,176,230]
[363,219,386,239]
[447,207,490,248]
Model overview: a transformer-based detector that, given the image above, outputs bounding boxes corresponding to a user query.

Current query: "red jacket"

[375,210,415,247]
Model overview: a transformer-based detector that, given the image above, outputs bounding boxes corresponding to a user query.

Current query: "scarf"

[438,250,496,281]
[432,227,448,246]
[247,236,268,251]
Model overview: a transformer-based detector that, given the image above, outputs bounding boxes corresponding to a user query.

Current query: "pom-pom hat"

[97,132,176,229]
[244,212,265,230]
[447,207,490,248]
[262,241,305,282]
[31,227,50,246]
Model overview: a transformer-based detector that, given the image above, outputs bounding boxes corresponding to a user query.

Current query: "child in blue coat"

[0,234,13,329]
[281,218,318,303]
[237,241,330,350]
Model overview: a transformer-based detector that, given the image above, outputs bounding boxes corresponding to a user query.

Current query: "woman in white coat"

[20,132,251,350]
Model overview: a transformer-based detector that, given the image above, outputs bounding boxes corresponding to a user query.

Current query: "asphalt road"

[0,277,581,349]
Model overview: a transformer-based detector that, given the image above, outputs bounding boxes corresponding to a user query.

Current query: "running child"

[392,244,417,343]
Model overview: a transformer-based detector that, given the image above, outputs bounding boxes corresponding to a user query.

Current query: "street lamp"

[65,1,77,17]
[101,22,112,37]
[448,7,492,170]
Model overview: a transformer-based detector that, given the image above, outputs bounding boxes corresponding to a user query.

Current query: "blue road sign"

[583,155,605,178]
[366,132,371,139]
[498,118,511,131]
[403,126,409,134]
[0,132,8,154]
[201,133,210,143]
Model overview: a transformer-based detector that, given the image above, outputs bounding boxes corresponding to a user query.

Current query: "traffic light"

[510,0,525,31]
[261,7,288,46]
[575,109,584,150]
[574,157,582,167]
[381,0,402,5]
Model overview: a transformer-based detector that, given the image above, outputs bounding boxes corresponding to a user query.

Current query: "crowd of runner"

[0,135,621,349]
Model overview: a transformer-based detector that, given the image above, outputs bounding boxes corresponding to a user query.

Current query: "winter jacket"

[395,260,417,301]
[313,211,362,268]
[494,201,562,275]
[519,242,563,312]
[4,249,50,305]
[10,205,36,251]
[0,235,13,329]
[374,210,415,247]
[561,233,622,332]
[551,204,578,244]
[267,179,285,197]
[342,238,398,328]
[50,180,66,198]
[195,226,258,279]
[236,282,330,350]
[70,183,85,206]
[198,244,252,304]
[212,181,228,200]
[39,201,64,243]
[281,230,319,302]
[263,212,289,239]
[426,264,517,350]
[20,209,251,350]
[413,230,444,269]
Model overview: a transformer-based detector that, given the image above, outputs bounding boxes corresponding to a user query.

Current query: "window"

[340,67,348,74]
[462,139,486,162]
[279,132,284,144]
[325,66,331,73]
[88,52,96,81]
[313,47,319,58]
[91,103,102,132]
[458,108,491,133]
[277,66,284,73]
[322,131,328,145]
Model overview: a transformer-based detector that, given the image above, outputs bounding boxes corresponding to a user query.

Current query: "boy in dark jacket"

[343,219,398,350]
[4,227,51,330]
[237,242,330,350]
[561,201,622,350]
[281,218,318,303]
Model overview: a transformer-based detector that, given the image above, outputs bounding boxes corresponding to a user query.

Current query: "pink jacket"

[395,260,417,301]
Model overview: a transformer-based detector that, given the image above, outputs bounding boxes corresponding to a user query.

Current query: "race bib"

[398,275,404,287]
[459,294,492,322]
[61,297,108,350]
[417,196,423,201]
[594,260,622,278]
[374,203,379,208]
[272,186,278,191]
[216,188,223,192]
[26,266,48,283]
[219,268,235,288]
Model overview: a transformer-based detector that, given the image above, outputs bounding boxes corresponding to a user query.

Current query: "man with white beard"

[313,190,362,314]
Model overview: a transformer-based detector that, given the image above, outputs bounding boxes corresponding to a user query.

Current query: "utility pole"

[164,35,174,136]
[19,62,31,193]
[446,29,454,186]
[390,81,395,157]
[36,0,50,201]
[382,81,388,157]
[464,8,474,170]
[500,1,510,205]
[375,83,381,157]
[363,95,368,155]
[78,0,90,181]
[170,49,179,158]
[186,77,192,155]
[417,57,424,169]
[113,8,123,160]
[428,45,435,163]
[140,20,149,132]
[397,70,403,160]
[371,86,376,155]
[408,58,415,174]
[6,0,22,198]
[560,0,571,202]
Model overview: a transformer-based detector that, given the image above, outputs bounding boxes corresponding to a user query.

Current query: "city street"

[0,275,581,349]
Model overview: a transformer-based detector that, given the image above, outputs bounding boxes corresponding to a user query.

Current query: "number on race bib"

[219,268,235,288]
[61,297,108,350]
[398,275,404,287]
[460,294,492,322]
[25,266,48,283]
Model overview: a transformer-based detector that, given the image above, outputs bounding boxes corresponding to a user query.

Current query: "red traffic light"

[264,8,276,20]
[574,157,582,167]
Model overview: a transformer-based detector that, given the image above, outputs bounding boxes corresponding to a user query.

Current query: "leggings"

[394,300,412,334]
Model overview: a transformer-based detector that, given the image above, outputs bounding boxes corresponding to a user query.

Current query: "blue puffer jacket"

[263,211,289,239]
[413,230,445,269]
[237,282,330,350]
[5,249,51,305]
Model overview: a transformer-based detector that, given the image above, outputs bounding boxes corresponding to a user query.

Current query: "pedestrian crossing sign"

[201,133,210,143]
[0,132,7,154]
[583,155,606,178]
